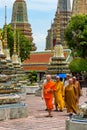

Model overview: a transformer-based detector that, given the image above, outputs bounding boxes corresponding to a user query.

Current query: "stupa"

[46,6,70,78]
[11,0,37,51]
[46,0,71,50]
[47,45,70,78]
[0,38,28,120]
[0,8,28,120]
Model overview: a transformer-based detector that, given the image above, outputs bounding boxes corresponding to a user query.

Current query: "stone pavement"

[0,88,87,130]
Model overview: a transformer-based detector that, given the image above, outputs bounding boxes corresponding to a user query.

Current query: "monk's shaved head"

[46,75,51,81]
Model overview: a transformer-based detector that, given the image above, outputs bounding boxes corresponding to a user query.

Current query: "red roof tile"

[23,52,53,64]
[22,51,69,71]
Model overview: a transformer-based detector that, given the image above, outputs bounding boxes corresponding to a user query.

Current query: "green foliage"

[69,58,87,73]
[27,71,37,84]
[22,74,28,80]
[2,24,31,62]
[65,14,87,58]
[7,24,14,56]
[0,29,2,34]
[17,33,31,62]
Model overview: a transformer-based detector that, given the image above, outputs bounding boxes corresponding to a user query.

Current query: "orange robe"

[43,81,56,110]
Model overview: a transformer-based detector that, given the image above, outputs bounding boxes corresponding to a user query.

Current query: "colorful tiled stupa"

[0,7,28,120]
[11,0,37,51]
[0,34,28,120]
[46,6,70,78]
[46,0,71,50]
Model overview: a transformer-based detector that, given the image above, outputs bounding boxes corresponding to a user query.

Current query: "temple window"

[17,13,23,21]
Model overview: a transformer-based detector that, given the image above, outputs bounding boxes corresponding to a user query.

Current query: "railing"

[64,48,73,63]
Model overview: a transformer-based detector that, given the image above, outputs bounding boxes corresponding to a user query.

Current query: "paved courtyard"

[0,88,87,130]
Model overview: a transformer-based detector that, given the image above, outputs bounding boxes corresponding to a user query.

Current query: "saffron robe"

[54,81,65,110]
[65,84,78,114]
[43,81,56,110]
[74,81,82,98]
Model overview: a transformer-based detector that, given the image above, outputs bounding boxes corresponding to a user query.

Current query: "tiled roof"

[23,52,53,64]
[22,51,69,71]
[22,51,53,71]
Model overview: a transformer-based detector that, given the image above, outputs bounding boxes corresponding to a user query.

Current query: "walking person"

[72,76,82,104]
[65,78,78,117]
[64,73,70,87]
[54,76,65,112]
[42,75,56,117]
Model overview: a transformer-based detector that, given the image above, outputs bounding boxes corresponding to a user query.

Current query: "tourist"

[72,76,82,104]
[41,74,56,117]
[64,73,71,87]
[54,76,65,112]
[65,78,78,117]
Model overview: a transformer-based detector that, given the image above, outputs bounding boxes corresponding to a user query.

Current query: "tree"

[2,24,31,62]
[16,32,31,62]
[65,14,87,58]
[6,24,14,56]
[69,58,87,73]
[27,71,37,84]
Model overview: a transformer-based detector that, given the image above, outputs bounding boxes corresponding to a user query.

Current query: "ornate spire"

[56,0,59,13]
[3,6,11,60]
[17,33,21,63]
[4,6,8,49]
[45,0,71,50]
[11,0,36,51]
[50,22,53,50]
[17,33,20,57]
[12,23,19,63]
[13,23,17,54]
[54,4,61,44]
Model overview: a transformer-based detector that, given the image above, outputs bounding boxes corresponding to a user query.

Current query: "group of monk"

[41,74,82,117]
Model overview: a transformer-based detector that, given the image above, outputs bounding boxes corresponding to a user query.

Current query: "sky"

[0,0,73,51]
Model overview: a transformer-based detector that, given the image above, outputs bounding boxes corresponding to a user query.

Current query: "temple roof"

[23,51,53,64]
[22,51,53,71]
[22,50,69,72]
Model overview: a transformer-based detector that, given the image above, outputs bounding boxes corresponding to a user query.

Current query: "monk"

[42,75,56,117]
[54,76,65,112]
[72,76,82,104]
[65,78,78,117]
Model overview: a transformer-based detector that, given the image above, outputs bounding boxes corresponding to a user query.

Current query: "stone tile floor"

[0,88,87,130]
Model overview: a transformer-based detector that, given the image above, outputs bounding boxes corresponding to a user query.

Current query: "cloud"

[33,33,46,51]
[0,0,57,11]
